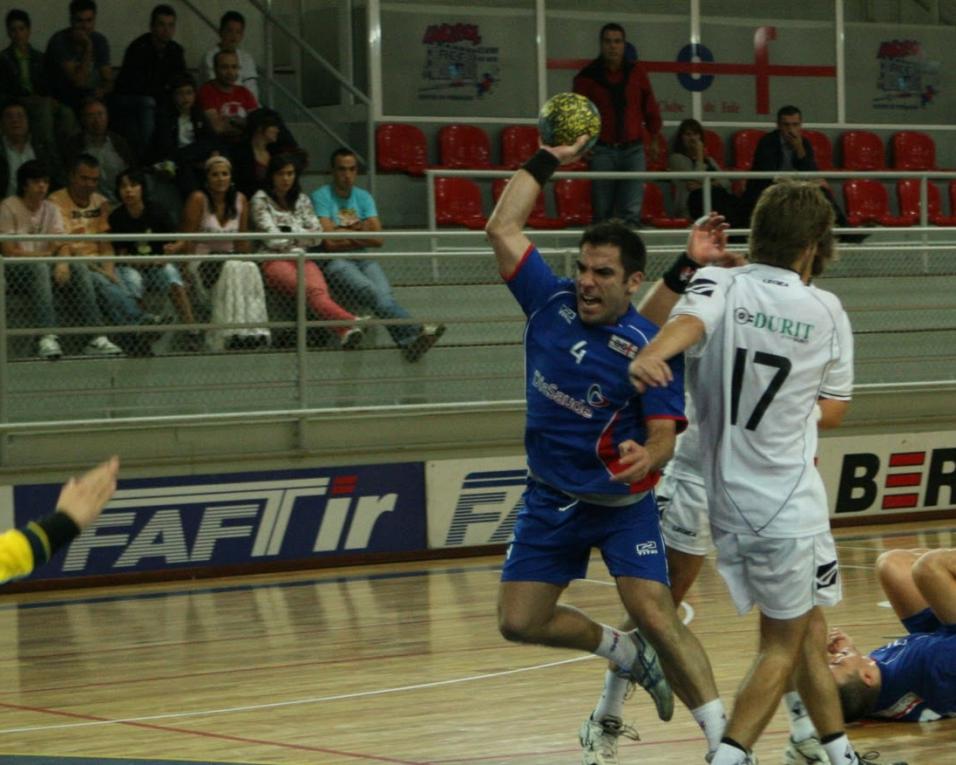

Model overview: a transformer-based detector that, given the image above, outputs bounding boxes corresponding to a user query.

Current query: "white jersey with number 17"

[672,263,853,538]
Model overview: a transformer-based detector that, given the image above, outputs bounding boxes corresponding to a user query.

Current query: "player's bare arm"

[628,315,705,393]
[486,134,590,278]
[817,397,849,429]
[637,213,732,327]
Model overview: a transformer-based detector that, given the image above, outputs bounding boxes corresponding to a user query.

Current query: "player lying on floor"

[829,547,956,722]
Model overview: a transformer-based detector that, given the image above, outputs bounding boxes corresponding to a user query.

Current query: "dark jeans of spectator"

[589,142,645,226]
[7,261,105,329]
[89,269,146,324]
[688,186,751,230]
[109,94,157,158]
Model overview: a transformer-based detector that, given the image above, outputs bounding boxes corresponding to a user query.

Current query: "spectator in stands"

[743,105,855,238]
[573,23,661,227]
[49,153,158,354]
[0,9,78,156]
[180,155,270,351]
[312,148,445,362]
[43,0,113,114]
[151,72,222,197]
[0,159,120,358]
[199,11,259,101]
[198,50,258,144]
[109,167,201,350]
[65,98,135,205]
[233,108,281,198]
[669,118,746,228]
[0,100,65,197]
[112,3,186,156]
[251,153,363,350]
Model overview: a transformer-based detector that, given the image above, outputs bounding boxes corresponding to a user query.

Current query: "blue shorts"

[500,479,669,586]
[903,607,943,634]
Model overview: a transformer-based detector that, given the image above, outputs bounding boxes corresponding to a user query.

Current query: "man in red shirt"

[573,24,661,227]
[197,49,257,142]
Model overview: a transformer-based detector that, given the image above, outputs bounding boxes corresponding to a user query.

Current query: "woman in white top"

[0,159,120,359]
[250,154,363,349]
[668,119,746,228]
[181,155,270,351]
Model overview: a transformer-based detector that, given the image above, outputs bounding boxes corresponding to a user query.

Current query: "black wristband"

[37,511,81,556]
[521,149,560,187]
[662,252,700,294]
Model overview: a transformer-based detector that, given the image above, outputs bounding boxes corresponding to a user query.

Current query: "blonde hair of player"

[749,180,836,278]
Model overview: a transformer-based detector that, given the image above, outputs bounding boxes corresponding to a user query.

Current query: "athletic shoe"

[783,736,827,764]
[613,629,674,721]
[578,715,639,765]
[856,752,907,765]
[706,752,758,764]
[401,323,446,362]
[341,325,365,350]
[37,334,62,360]
[83,335,123,356]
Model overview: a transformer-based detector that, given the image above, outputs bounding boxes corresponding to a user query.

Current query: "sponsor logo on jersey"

[635,541,659,556]
[559,305,577,324]
[532,369,593,418]
[815,560,839,589]
[686,277,716,296]
[587,383,610,408]
[608,334,640,359]
[734,307,814,342]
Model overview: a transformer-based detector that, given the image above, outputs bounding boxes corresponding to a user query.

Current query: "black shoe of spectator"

[838,232,870,244]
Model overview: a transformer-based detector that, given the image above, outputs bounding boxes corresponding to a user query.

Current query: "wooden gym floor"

[0,520,953,765]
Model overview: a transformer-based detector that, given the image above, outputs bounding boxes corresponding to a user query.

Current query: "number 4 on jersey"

[731,347,791,430]
[569,340,588,364]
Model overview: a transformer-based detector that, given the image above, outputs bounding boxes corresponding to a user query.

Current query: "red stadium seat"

[438,124,498,169]
[803,130,834,171]
[376,123,430,176]
[892,131,937,170]
[896,180,956,225]
[641,183,691,229]
[500,126,539,169]
[553,179,593,226]
[703,130,725,168]
[644,133,669,172]
[491,179,565,229]
[843,179,911,227]
[841,131,886,171]
[434,177,487,229]
[732,129,766,170]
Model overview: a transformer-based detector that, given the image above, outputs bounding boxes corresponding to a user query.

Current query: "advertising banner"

[9,463,426,580]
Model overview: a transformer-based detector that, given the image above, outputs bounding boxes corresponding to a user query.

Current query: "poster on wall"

[4,463,426,581]
[845,25,954,123]
[381,3,537,118]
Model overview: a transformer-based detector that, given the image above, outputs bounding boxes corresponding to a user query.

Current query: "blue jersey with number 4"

[505,245,685,499]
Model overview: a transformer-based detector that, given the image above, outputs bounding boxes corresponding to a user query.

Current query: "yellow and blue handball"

[537,93,601,151]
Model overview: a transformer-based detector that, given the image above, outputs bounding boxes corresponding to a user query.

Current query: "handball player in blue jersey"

[830,547,956,723]
[486,134,730,758]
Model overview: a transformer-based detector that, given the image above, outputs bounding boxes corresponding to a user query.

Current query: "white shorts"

[712,527,842,620]
[657,473,711,556]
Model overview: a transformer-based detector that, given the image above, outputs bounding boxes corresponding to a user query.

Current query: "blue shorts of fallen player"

[500,478,669,586]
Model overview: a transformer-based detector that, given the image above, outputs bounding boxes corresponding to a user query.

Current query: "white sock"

[709,741,750,765]
[783,691,817,742]
[691,698,727,752]
[592,669,631,721]
[822,733,858,764]
[594,625,637,669]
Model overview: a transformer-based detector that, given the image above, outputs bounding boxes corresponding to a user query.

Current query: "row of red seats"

[378,123,944,176]
[436,176,956,230]
[435,178,689,230]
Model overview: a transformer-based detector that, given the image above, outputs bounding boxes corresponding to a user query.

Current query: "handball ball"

[538,93,601,151]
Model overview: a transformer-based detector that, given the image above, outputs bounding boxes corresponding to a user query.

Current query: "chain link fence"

[2,226,955,424]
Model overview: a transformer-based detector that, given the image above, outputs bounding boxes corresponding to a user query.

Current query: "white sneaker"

[83,335,123,356]
[579,715,640,765]
[341,322,366,350]
[783,736,827,764]
[37,334,62,360]
[614,629,674,721]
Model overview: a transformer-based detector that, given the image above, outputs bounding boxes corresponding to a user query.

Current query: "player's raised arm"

[486,134,590,279]
[637,212,735,327]
[628,315,705,393]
